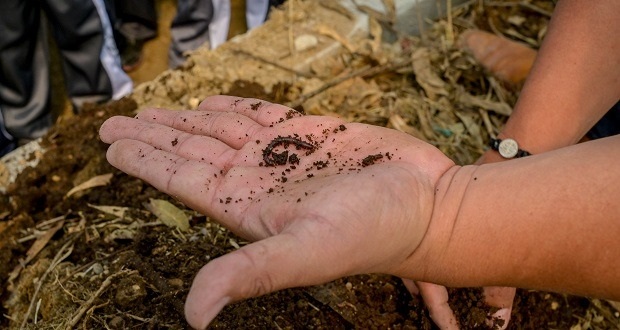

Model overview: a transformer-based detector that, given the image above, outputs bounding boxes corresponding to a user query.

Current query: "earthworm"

[262,136,315,166]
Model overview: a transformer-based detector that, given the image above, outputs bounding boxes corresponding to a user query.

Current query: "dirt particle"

[288,153,300,165]
[250,102,262,110]
[171,138,178,146]
[361,154,384,167]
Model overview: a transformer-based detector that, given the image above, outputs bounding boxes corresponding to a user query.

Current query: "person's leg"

[0,0,53,143]
[208,0,231,49]
[114,0,158,42]
[245,0,269,30]
[42,0,132,111]
[0,111,16,157]
[113,0,158,71]
[169,0,214,68]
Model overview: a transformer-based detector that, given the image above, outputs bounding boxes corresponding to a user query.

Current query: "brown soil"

[2,1,619,329]
[0,83,615,330]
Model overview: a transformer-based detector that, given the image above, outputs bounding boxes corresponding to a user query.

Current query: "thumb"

[184,231,334,329]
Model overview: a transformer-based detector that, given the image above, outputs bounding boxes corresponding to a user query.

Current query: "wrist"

[393,165,473,283]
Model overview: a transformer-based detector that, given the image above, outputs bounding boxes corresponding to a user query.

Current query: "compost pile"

[1,0,619,329]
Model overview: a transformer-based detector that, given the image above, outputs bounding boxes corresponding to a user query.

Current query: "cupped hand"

[99,95,455,329]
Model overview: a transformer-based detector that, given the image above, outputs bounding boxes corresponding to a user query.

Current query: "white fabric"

[209,0,232,49]
[208,0,271,49]
[246,0,270,30]
[92,0,133,99]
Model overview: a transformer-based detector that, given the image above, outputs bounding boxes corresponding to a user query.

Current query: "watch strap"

[489,138,531,158]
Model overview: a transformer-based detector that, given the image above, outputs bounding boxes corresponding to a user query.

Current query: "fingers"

[101,116,238,166]
[185,231,337,329]
[198,95,303,126]
[483,286,515,329]
[401,278,419,295]
[416,282,459,330]
[105,139,228,218]
[134,108,265,149]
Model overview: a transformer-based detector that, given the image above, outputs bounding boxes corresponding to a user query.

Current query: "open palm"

[100,95,455,329]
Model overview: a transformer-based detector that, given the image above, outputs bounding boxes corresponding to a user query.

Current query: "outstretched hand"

[99,95,455,329]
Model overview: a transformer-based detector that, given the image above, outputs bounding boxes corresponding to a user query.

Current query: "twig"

[288,0,295,57]
[82,301,109,329]
[65,269,136,330]
[286,59,412,109]
[518,1,552,17]
[484,0,552,17]
[231,49,312,78]
[446,0,455,46]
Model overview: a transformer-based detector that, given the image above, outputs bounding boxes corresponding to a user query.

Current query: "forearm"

[501,0,620,153]
[408,135,620,300]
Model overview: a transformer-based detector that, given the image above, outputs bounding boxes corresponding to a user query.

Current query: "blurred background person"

[0,0,132,157]
[111,0,287,71]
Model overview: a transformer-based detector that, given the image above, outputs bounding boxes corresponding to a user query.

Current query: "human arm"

[100,96,620,329]
[412,137,620,299]
[420,2,620,327]
[479,0,620,164]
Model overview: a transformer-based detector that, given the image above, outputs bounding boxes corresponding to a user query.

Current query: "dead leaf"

[318,0,353,20]
[381,0,396,23]
[416,107,436,139]
[388,114,426,141]
[8,219,65,285]
[66,173,113,197]
[412,48,448,100]
[607,300,620,313]
[355,4,393,25]
[0,161,9,189]
[89,204,129,219]
[455,111,484,146]
[145,199,190,232]
[457,87,513,116]
[368,17,383,54]
[315,24,355,53]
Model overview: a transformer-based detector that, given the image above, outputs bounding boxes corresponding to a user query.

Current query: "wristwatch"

[489,138,531,159]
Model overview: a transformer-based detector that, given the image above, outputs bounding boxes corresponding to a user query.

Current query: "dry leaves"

[144,198,190,232]
[66,173,113,197]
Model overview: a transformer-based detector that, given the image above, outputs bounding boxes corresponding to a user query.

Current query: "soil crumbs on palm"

[0,86,612,330]
[2,1,619,327]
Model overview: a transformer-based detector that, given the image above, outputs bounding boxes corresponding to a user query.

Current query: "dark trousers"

[0,0,131,140]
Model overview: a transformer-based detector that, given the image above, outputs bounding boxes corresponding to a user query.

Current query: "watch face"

[498,139,519,158]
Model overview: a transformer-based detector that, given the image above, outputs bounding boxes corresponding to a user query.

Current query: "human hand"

[409,280,514,329]
[409,149,515,330]
[99,95,455,329]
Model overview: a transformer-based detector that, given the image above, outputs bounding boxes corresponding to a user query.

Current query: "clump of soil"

[1,1,618,329]
[0,83,614,330]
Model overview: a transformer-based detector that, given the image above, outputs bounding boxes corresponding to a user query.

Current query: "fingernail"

[486,307,511,330]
